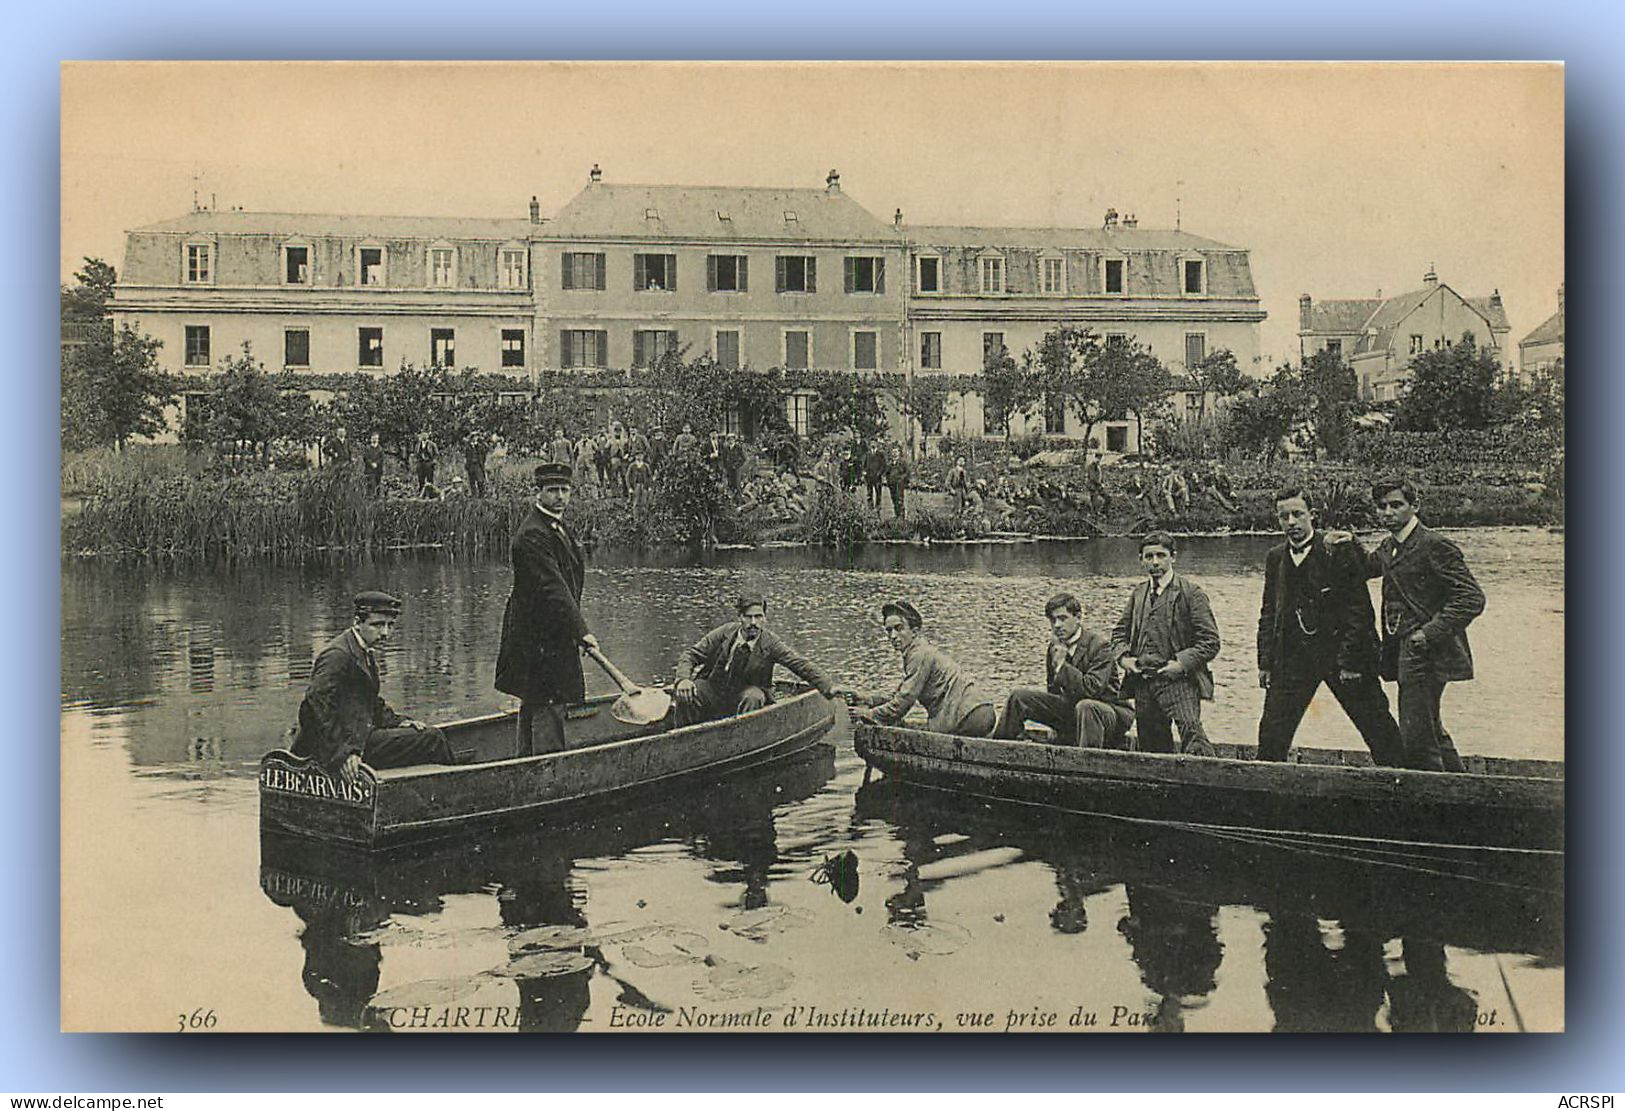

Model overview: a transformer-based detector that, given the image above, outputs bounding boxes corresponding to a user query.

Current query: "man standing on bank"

[674,592,836,726]
[1111,531,1221,756]
[1255,487,1403,766]
[495,462,597,756]
[994,592,1134,748]
[292,591,458,783]
[1356,479,1485,772]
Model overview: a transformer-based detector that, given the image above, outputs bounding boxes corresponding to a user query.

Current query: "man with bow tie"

[1255,487,1403,765]
[292,590,457,783]
[673,592,836,726]
[993,592,1134,748]
[495,462,598,756]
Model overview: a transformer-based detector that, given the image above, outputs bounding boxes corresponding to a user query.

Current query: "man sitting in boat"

[852,600,996,737]
[992,592,1134,748]
[673,592,837,725]
[290,591,458,783]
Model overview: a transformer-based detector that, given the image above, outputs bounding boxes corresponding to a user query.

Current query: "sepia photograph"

[59,60,1564,1035]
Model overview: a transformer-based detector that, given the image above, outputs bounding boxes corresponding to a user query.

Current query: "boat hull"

[853,724,1564,852]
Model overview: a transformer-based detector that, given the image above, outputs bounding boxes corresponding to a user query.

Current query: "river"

[59,528,1565,1033]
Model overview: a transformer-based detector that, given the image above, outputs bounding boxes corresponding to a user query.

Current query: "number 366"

[177,1008,217,1032]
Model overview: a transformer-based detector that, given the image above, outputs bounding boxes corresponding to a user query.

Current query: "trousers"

[674,679,768,728]
[1257,670,1403,766]
[363,725,455,768]
[1397,677,1465,772]
[1132,676,1210,754]
[517,700,566,757]
[995,689,1134,748]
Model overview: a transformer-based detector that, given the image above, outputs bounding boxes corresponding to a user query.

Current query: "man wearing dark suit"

[673,592,836,726]
[1359,479,1485,772]
[994,592,1134,747]
[495,462,598,756]
[1110,531,1221,755]
[292,590,456,782]
[1256,487,1403,765]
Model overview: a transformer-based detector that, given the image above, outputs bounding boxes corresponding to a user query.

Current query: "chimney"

[1103,208,1119,230]
[589,163,602,184]
[893,208,903,229]
[1298,293,1313,331]
[1122,213,1138,228]
[1423,264,1438,287]
[826,169,841,194]
[1490,288,1503,312]
[529,196,540,224]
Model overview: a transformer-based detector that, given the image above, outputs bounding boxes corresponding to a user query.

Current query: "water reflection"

[260,745,836,1032]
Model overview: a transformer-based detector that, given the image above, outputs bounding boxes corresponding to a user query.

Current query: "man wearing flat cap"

[674,591,836,726]
[292,591,457,782]
[496,461,598,755]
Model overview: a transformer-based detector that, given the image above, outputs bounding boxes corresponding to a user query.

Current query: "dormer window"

[979,255,1006,295]
[498,244,528,290]
[716,210,732,222]
[644,208,660,220]
[783,210,799,224]
[1040,253,1066,295]
[282,243,311,285]
[1103,256,1126,295]
[356,243,386,287]
[1182,257,1206,295]
[183,241,213,285]
[428,244,457,288]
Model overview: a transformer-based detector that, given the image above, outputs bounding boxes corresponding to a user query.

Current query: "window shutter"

[591,254,602,290]
[559,330,574,369]
[707,255,718,292]
[875,258,885,295]
[634,331,647,369]
[807,257,816,293]
[666,254,677,292]
[844,257,855,294]
[775,257,787,293]
[596,330,609,367]
[737,256,748,292]
[634,255,646,291]
[561,254,573,291]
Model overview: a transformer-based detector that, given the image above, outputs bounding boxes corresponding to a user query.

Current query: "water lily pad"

[503,949,595,978]
[718,905,814,942]
[366,974,500,1010]
[691,955,794,1001]
[620,931,710,968]
[880,921,972,958]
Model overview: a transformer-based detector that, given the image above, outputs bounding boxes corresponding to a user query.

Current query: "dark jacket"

[293,629,403,769]
[680,622,834,698]
[1049,629,1128,706]
[1257,533,1382,679]
[862,447,887,484]
[495,505,588,703]
[1365,524,1484,683]
[1110,573,1222,700]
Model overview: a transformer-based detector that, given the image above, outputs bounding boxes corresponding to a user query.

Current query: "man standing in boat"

[993,592,1134,748]
[495,462,598,756]
[673,592,836,726]
[1346,479,1485,772]
[1110,531,1221,756]
[1255,487,1403,766]
[292,591,458,783]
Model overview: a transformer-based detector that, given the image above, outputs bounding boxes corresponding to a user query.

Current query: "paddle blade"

[611,687,673,726]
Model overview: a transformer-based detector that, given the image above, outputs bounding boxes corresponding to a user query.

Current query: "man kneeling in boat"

[291,591,458,783]
[673,591,837,726]
[993,592,1134,748]
[852,600,997,737]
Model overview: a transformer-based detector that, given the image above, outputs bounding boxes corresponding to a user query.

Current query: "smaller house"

[1298,268,1511,402]
[1518,284,1564,380]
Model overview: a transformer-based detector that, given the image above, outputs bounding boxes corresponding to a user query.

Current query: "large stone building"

[112,171,1267,452]
[1518,284,1564,379]
[1297,270,1512,403]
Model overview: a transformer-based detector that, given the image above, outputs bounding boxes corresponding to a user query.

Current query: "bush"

[798,486,874,549]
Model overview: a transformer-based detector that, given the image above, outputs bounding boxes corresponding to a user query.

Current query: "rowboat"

[852,723,1564,853]
[259,688,838,848]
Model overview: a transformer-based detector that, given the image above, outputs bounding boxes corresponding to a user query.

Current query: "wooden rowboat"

[853,723,1564,853]
[260,688,838,849]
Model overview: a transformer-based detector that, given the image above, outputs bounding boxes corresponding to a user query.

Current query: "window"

[979,256,1005,294]
[1044,393,1066,435]
[431,328,456,368]
[1184,332,1207,368]
[982,332,1005,367]
[723,402,742,437]
[1042,257,1065,294]
[1183,258,1206,295]
[184,243,212,284]
[633,254,676,291]
[920,331,942,370]
[632,329,678,369]
[784,330,810,370]
[499,248,528,290]
[184,325,210,367]
[358,327,384,368]
[561,252,606,291]
[916,256,941,293]
[1410,334,1424,355]
[714,330,741,370]
[501,329,526,368]
[357,246,385,287]
[845,256,884,294]
[708,255,748,293]
[559,329,608,369]
[1325,339,1343,358]
[983,399,1007,437]
[283,245,310,285]
[429,247,456,288]
[1106,425,1129,453]
[776,256,817,293]
[852,330,878,371]
[1104,258,1125,294]
[283,328,310,369]
[785,393,812,437]
[1105,332,1128,347]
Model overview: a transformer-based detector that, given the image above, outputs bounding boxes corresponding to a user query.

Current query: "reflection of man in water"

[1385,938,1478,1032]
[1117,885,1223,1032]
[1262,911,1386,1032]
[498,848,593,1034]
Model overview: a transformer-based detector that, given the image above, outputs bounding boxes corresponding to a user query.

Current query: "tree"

[1222,366,1311,466]
[896,375,951,454]
[980,338,1040,440]
[1397,334,1501,435]
[195,343,296,466]
[60,257,118,321]
[809,371,885,441]
[1296,349,1360,459]
[62,324,175,451]
[1189,348,1247,423]
[1091,339,1173,451]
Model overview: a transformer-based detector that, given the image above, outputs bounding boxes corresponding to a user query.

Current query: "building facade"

[1298,270,1512,402]
[1518,284,1564,379]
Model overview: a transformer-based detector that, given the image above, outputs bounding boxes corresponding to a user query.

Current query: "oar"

[585,646,673,726]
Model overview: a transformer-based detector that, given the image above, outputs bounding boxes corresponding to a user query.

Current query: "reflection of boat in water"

[260,745,836,1032]
[260,688,838,848]
[854,722,1564,852]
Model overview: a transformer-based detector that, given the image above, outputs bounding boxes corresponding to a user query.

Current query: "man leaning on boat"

[291,590,459,783]
[673,591,837,726]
